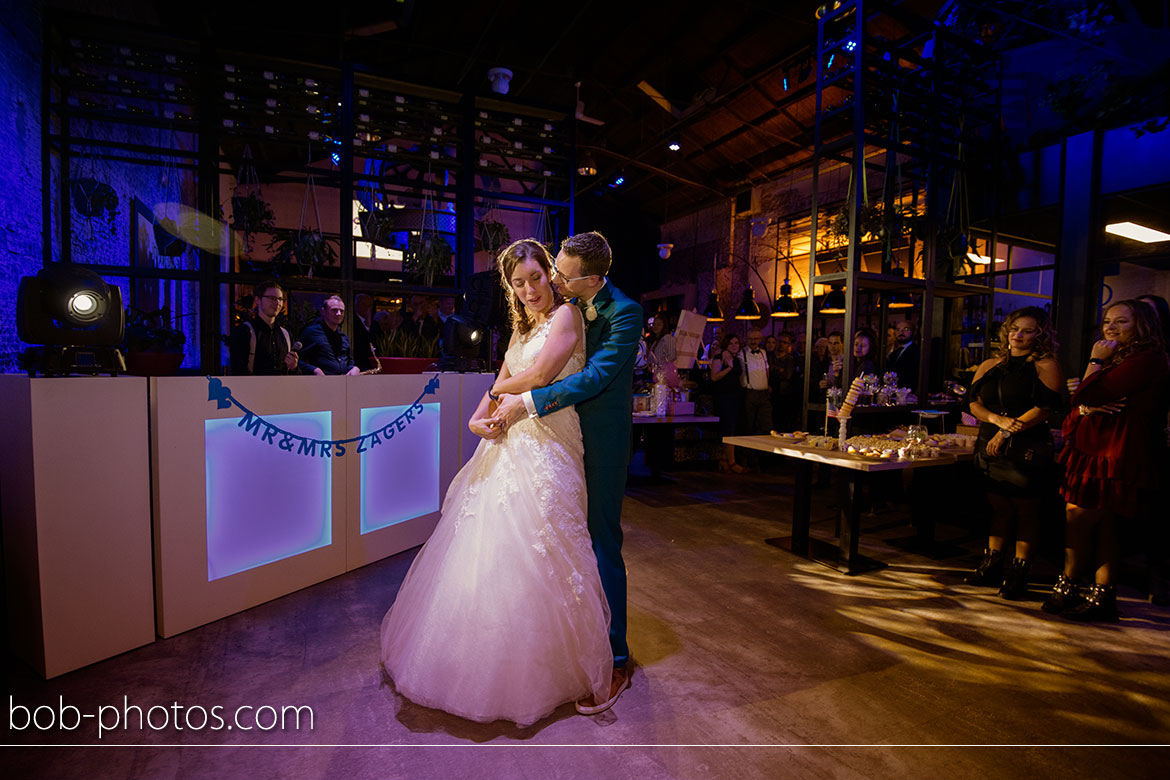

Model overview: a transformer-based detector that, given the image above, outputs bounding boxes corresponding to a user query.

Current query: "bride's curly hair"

[497,238,564,336]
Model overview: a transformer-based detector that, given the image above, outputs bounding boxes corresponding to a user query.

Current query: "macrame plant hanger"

[297,142,325,278]
[155,126,187,259]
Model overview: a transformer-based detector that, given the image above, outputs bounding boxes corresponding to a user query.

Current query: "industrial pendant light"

[703,291,724,322]
[734,286,762,320]
[773,280,799,317]
[819,283,847,314]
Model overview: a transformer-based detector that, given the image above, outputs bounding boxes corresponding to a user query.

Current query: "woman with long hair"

[381,238,613,724]
[1045,300,1170,621]
[711,330,748,473]
[851,326,879,378]
[964,307,1065,598]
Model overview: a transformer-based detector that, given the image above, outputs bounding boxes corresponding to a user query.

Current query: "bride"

[380,238,612,726]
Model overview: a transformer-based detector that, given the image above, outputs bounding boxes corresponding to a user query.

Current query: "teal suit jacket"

[530,281,641,666]
[530,283,642,435]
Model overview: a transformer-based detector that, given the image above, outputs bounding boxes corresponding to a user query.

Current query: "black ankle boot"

[964,548,1005,586]
[998,557,1031,600]
[1065,583,1120,623]
[1041,574,1082,614]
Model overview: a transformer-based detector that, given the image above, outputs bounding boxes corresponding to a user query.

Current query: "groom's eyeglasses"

[550,260,597,284]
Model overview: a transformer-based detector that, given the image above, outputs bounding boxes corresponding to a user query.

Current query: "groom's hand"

[494,393,528,429]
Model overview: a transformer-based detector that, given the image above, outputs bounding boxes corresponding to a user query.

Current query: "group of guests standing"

[706,326,803,473]
[964,297,1170,622]
[228,280,459,377]
[811,319,921,398]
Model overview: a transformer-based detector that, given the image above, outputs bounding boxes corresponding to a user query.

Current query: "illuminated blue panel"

[360,402,440,534]
[205,411,332,581]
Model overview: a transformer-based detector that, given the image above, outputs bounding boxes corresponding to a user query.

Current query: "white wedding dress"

[380,312,612,726]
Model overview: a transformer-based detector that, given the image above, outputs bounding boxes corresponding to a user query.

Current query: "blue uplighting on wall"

[205,411,332,581]
[360,402,441,534]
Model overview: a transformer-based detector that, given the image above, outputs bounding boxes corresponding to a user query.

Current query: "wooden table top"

[723,434,973,473]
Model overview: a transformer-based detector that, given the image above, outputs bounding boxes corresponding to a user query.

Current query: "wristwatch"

[488,388,500,402]
[1088,358,1105,365]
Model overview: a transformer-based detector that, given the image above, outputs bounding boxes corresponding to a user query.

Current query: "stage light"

[668,141,681,152]
[1105,221,1170,243]
[844,39,857,52]
[439,313,487,371]
[609,175,625,187]
[17,263,126,375]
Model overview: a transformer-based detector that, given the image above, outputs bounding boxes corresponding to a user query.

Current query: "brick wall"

[0,0,45,373]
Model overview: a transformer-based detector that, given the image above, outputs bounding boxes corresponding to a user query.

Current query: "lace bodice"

[504,306,586,381]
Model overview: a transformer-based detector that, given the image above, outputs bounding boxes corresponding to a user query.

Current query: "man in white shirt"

[740,327,772,470]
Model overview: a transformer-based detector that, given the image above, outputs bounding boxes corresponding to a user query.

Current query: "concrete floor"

[5,463,1169,778]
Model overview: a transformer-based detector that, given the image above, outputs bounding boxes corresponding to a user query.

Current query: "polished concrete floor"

[5,462,1169,778]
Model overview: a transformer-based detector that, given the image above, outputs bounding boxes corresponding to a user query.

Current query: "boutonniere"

[584,301,597,322]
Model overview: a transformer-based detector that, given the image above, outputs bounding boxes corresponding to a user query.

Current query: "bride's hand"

[494,393,528,428]
[468,416,504,440]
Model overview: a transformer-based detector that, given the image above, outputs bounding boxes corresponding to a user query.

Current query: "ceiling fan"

[575,82,605,126]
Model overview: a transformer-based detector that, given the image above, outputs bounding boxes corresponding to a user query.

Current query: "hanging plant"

[230,145,274,253]
[267,159,336,277]
[230,192,275,243]
[153,218,187,256]
[70,178,119,236]
[827,202,884,244]
[268,230,338,277]
[361,206,402,249]
[405,232,453,287]
[475,218,511,256]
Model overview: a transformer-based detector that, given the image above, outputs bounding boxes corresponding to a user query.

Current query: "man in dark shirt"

[229,280,299,375]
[351,293,378,371]
[886,319,921,394]
[299,294,361,376]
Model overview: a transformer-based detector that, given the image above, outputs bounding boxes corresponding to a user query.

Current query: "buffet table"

[724,435,973,575]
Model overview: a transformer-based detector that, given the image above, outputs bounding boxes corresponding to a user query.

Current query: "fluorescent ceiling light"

[1105,221,1170,243]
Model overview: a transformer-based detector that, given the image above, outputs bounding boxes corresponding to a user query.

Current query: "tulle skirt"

[380,411,612,726]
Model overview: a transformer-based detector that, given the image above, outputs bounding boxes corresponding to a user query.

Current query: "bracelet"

[1088,358,1105,365]
[1079,404,1090,416]
[488,388,500,402]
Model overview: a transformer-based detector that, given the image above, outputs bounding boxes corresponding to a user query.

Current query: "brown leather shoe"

[575,666,632,715]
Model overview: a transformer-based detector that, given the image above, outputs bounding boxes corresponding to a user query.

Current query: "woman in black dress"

[964,306,1065,599]
[711,332,748,473]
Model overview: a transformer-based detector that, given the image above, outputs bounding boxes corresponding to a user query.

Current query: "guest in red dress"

[1046,300,1170,621]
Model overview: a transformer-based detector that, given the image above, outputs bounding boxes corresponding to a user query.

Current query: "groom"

[493,231,642,715]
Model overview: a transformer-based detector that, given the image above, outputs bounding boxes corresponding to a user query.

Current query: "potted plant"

[230,191,275,252]
[360,205,403,249]
[405,232,454,287]
[122,306,187,375]
[268,230,338,277]
[377,328,439,373]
